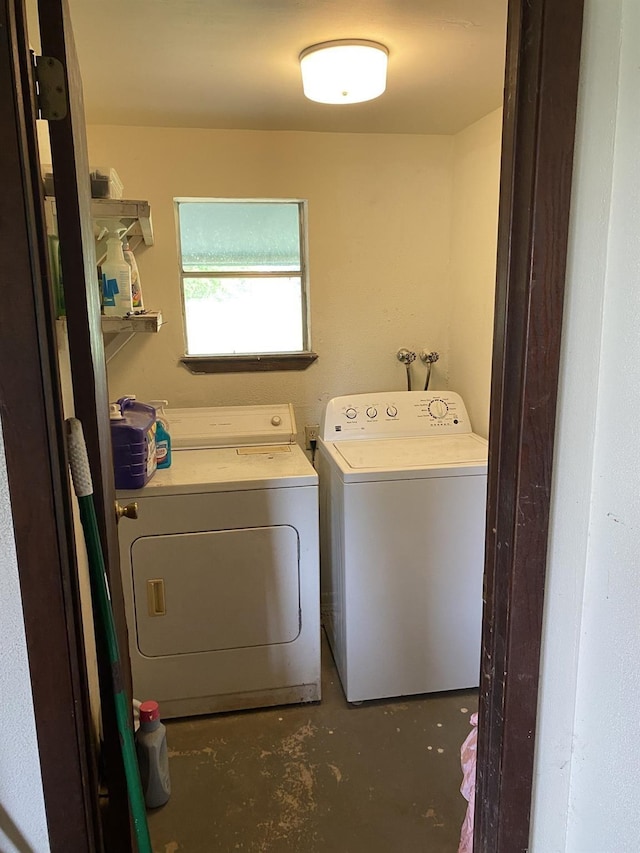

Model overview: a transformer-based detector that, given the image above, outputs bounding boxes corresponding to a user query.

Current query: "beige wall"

[87,126,454,430]
[448,109,502,438]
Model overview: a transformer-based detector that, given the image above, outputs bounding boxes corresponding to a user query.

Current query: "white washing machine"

[116,403,320,718]
[317,390,487,703]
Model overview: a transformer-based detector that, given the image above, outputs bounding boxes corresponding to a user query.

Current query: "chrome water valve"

[397,348,417,365]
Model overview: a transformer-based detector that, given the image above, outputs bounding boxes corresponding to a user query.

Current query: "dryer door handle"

[147,579,166,617]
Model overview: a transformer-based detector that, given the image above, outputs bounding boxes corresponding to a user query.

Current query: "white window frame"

[175,197,316,373]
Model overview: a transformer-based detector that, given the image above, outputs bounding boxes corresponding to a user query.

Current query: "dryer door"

[131,525,301,656]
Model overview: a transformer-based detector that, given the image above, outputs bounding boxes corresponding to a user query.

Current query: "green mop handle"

[66,418,152,853]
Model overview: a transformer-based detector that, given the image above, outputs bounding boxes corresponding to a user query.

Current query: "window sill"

[180,352,318,374]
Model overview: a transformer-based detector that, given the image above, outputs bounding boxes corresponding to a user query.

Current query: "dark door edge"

[1,0,101,848]
[475,0,585,850]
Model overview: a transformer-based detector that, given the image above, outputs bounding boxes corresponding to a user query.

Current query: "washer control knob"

[428,399,448,419]
[345,408,358,420]
[271,415,282,426]
[386,405,398,418]
[366,407,378,419]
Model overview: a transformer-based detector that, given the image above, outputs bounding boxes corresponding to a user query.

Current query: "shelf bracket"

[104,331,136,363]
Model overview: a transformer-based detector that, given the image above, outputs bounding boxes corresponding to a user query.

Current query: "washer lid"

[166,403,297,449]
[334,433,488,472]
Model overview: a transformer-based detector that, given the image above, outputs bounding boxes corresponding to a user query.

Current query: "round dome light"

[299,39,389,105]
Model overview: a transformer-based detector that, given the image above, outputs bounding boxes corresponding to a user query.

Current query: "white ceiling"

[64,0,507,135]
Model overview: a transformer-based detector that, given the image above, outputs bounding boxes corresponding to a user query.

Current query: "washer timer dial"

[428,399,449,419]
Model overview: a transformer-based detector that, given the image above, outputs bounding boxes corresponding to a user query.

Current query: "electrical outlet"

[305,424,320,449]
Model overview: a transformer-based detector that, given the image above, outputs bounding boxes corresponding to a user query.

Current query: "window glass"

[178,202,301,272]
[176,199,308,357]
[182,277,303,354]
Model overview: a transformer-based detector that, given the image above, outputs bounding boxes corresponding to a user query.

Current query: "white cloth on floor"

[458,712,478,853]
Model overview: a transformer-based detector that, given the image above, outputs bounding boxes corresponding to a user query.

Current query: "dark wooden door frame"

[475,0,584,850]
[0,0,100,848]
[1,0,135,849]
[37,0,136,846]
[2,0,585,850]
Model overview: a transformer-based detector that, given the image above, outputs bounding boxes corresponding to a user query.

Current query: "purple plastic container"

[110,397,157,489]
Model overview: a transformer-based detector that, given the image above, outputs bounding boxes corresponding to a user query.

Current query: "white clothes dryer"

[317,391,487,703]
[116,403,320,718]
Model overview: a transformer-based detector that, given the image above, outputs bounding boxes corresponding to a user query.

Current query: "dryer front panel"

[132,526,300,657]
[117,484,320,716]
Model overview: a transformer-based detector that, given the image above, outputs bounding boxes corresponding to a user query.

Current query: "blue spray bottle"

[149,400,172,469]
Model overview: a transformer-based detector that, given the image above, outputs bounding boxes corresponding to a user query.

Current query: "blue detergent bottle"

[148,400,172,469]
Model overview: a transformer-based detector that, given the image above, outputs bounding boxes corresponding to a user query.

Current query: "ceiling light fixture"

[299,39,389,105]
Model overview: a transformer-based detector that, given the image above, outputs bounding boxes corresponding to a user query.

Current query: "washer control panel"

[320,391,472,441]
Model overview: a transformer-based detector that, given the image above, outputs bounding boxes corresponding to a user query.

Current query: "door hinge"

[33,54,67,121]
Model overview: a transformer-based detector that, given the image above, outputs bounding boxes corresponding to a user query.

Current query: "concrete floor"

[148,633,477,853]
